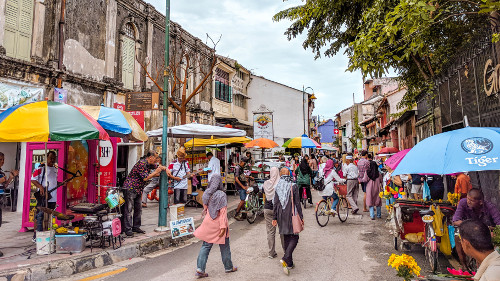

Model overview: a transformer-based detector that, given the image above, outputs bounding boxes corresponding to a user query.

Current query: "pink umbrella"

[384,149,411,170]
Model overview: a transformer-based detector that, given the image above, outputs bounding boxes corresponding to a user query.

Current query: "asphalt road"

[61,193,452,281]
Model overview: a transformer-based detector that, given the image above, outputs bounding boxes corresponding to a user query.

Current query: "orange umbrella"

[245,138,279,149]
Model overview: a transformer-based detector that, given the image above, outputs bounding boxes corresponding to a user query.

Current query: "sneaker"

[268,253,277,259]
[132,228,146,234]
[324,210,332,215]
[32,236,36,243]
[287,264,295,270]
[195,271,208,278]
[331,210,337,216]
[371,217,375,220]
[280,259,290,275]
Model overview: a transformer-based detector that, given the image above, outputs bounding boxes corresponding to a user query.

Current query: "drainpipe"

[57,0,66,88]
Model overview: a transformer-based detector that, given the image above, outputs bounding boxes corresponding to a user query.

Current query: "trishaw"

[390,199,456,272]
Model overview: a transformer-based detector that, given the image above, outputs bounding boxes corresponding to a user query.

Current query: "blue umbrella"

[393,127,500,175]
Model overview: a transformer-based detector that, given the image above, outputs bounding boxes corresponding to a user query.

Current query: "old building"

[0,0,215,164]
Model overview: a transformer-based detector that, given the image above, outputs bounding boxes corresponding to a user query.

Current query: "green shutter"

[215,81,220,99]
[229,86,232,103]
[121,37,135,89]
[4,0,33,60]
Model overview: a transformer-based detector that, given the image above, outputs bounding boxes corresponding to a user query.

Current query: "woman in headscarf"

[194,174,237,278]
[295,158,313,205]
[317,159,346,215]
[263,167,282,258]
[272,168,303,275]
[366,153,383,220]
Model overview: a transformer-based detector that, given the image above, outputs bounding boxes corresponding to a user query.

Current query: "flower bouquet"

[447,192,461,206]
[388,254,421,281]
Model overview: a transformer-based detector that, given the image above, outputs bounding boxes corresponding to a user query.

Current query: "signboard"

[54,88,67,103]
[253,113,273,140]
[125,92,160,111]
[98,139,116,203]
[113,102,145,129]
[0,80,43,110]
[334,129,340,135]
[170,217,196,239]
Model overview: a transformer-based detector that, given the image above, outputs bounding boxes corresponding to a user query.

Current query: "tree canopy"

[274,0,499,108]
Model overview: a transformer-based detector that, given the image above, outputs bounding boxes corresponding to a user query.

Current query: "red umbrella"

[378,147,399,154]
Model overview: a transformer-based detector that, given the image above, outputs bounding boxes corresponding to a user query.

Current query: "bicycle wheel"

[337,197,349,222]
[425,224,438,273]
[246,195,258,224]
[315,200,330,227]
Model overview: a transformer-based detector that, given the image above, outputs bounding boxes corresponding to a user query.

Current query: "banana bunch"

[56,227,68,234]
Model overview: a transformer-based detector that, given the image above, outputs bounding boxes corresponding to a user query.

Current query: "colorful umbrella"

[319,143,338,151]
[80,105,148,142]
[184,136,251,148]
[384,149,411,170]
[0,101,109,142]
[245,138,278,149]
[282,134,321,148]
[393,127,500,175]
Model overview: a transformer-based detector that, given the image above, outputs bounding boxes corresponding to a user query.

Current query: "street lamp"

[302,86,314,135]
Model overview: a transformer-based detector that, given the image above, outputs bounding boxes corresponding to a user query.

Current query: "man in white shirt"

[344,155,360,214]
[168,147,192,204]
[459,220,500,281]
[206,152,220,182]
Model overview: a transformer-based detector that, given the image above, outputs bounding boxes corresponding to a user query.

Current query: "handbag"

[290,184,304,234]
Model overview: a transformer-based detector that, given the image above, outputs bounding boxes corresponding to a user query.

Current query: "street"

[60,194,451,281]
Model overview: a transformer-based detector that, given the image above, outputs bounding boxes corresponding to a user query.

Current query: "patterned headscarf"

[202,174,227,219]
[275,175,294,209]
[323,159,334,178]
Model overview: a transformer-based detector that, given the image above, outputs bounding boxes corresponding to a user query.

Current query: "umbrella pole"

[44,142,49,230]
[97,141,101,204]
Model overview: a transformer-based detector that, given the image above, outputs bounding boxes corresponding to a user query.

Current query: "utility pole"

[156,0,170,232]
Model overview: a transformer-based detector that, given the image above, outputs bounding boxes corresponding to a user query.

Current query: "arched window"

[121,23,136,90]
[4,0,34,60]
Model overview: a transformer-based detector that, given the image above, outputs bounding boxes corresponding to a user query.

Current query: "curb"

[0,207,238,281]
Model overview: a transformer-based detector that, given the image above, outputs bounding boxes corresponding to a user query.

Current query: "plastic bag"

[423,180,431,201]
[448,225,456,249]
[440,222,452,256]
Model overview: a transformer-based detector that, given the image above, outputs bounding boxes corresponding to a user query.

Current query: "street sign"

[334,129,340,135]
[125,92,160,111]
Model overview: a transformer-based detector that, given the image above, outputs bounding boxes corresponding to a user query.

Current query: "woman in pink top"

[194,174,237,278]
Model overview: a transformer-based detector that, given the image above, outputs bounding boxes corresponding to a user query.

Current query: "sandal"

[225,267,238,273]
[195,271,208,278]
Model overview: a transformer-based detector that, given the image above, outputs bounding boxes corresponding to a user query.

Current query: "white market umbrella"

[146,123,247,139]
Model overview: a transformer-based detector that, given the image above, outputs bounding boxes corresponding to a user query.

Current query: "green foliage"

[274,0,494,107]
[493,225,500,248]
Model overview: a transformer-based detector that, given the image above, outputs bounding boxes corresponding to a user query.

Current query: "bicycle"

[315,184,349,227]
[244,186,264,224]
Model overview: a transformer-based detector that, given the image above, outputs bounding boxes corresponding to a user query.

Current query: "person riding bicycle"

[317,159,345,215]
[452,188,500,270]
[295,158,313,206]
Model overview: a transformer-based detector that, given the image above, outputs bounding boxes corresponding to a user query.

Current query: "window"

[236,70,244,80]
[214,69,231,103]
[4,0,34,60]
[234,95,245,108]
[121,23,136,90]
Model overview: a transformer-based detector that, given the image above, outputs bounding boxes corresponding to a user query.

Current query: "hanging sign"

[253,113,273,140]
[334,129,340,135]
[125,92,160,111]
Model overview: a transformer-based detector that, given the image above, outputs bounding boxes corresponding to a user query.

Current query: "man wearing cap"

[344,155,360,214]
[234,156,250,221]
[168,147,193,204]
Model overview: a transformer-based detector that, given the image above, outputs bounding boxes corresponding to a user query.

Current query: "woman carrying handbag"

[272,168,304,275]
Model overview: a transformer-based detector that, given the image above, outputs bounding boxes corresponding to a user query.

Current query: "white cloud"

[148,0,364,120]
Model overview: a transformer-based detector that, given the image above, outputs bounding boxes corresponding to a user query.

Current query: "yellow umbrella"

[184,136,251,149]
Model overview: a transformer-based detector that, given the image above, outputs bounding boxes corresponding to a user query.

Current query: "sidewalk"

[0,194,241,281]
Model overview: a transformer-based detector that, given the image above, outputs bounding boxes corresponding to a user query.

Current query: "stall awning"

[184,136,252,148]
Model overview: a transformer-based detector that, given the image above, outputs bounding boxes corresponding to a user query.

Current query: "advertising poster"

[0,80,44,110]
[253,113,273,140]
[170,217,196,239]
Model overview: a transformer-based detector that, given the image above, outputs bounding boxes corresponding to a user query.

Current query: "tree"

[274,0,500,108]
[138,34,218,125]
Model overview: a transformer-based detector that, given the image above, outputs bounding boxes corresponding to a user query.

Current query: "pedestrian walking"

[366,153,382,220]
[194,174,237,278]
[344,155,360,214]
[317,159,345,215]
[233,157,250,221]
[295,158,313,205]
[272,168,303,275]
[426,174,445,201]
[309,154,319,185]
[123,151,167,236]
[357,150,370,212]
[263,167,284,258]
[410,174,424,200]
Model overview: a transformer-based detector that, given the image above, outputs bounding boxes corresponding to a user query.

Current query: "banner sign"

[253,113,273,140]
[54,88,67,103]
[0,80,43,110]
[125,92,160,111]
[170,217,196,239]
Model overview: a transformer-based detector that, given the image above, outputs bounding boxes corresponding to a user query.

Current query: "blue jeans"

[369,206,381,218]
[322,193,339,211]
[386,197,396,206]
[196,237,233,273]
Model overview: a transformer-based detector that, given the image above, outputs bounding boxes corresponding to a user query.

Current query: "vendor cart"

[389,199,456,273]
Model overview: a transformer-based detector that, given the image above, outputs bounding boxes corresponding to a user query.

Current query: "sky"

[148,0,365,121]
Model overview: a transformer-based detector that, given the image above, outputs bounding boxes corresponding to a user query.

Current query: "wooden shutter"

[121,37,135,89]
[229,86,232,103]
[215,81,220,99]
[4,0,33,60]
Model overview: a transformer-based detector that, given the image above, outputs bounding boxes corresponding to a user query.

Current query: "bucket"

[169,204,185,221]
[105,193,119,209]
[36,230,55,255]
